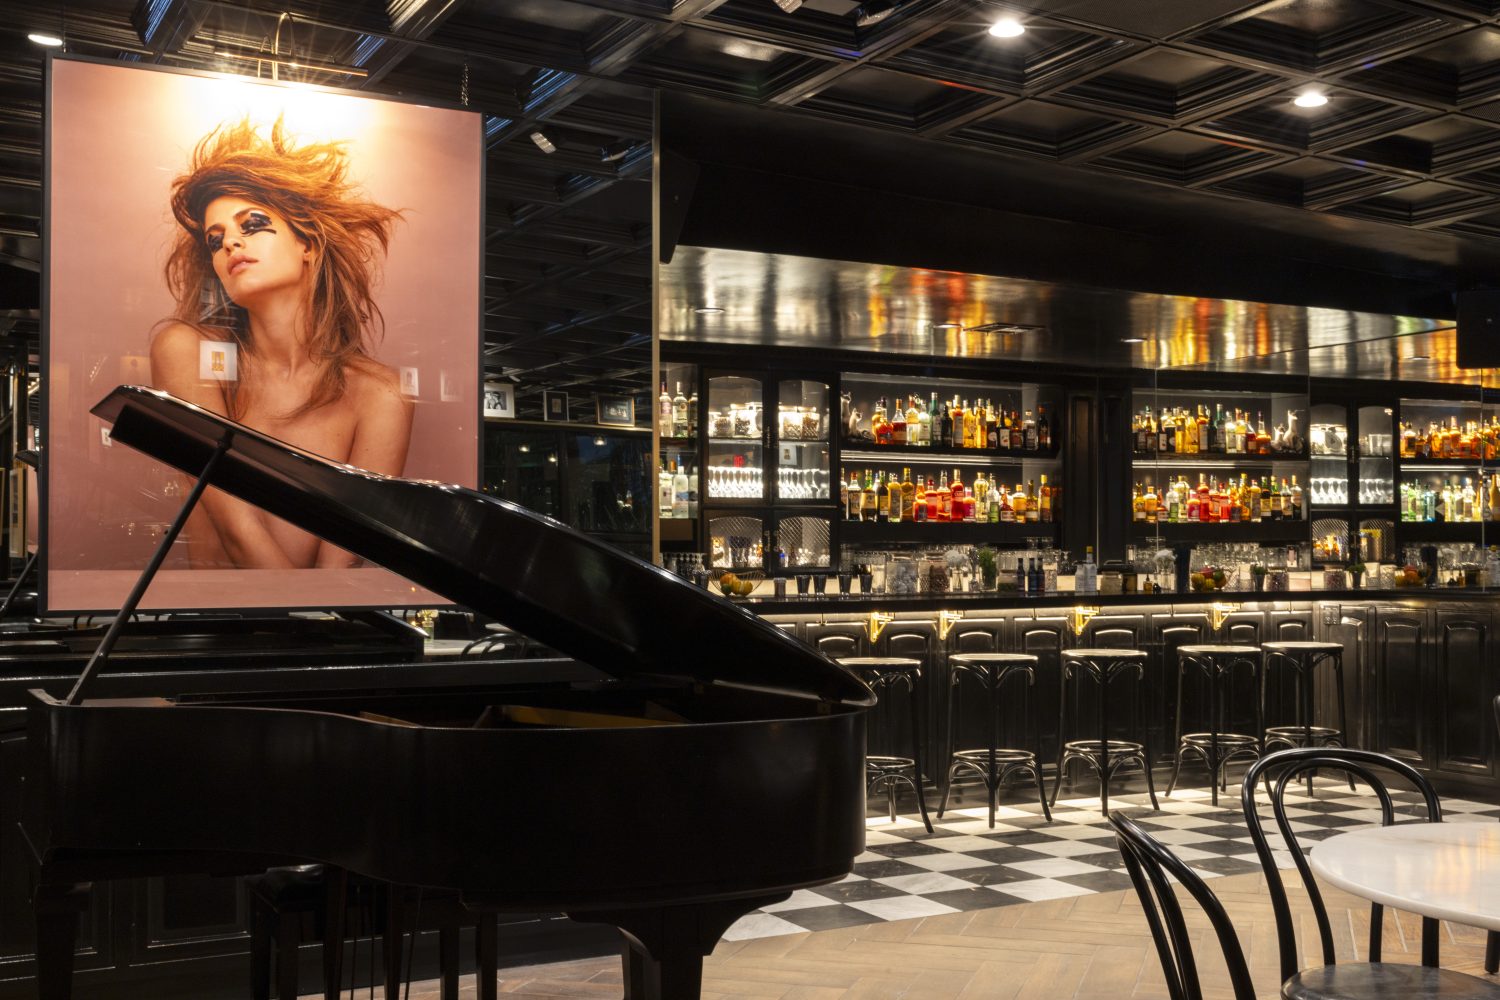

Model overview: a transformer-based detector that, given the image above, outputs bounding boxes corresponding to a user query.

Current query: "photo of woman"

[151,118,414,569]
[45,58,481,610]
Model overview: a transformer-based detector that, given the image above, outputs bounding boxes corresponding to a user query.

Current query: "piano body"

[21,387,873,1000]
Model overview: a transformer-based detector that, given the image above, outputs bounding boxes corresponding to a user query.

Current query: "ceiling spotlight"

[694,306,724,315]
[1121,337,1145,344]
[529,130,557,154]
[600,141,641,163]
[27,32,63,47]
[593,436,606,446]
[988,17,1025,38]
[1292,90,1328,108]
[772,0,803,11]
[853,0,900,27]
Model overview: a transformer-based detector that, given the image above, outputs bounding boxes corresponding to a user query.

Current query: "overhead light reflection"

[1293,90,1328,108]
[988,17,1025,38]
[27,32,63,47]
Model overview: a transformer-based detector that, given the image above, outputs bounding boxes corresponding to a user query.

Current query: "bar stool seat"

[1053,648,1158,816]
[1165,644,1262,806]
[1262,640,1351,794]
[838,656,933,833]
[939,653,1051,827]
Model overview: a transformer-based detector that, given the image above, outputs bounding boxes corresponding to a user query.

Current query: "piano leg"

[572,893,790,1000]
[34,882,89,1000]
[475,910,499,1000]
[383,886,405,1000]
[322,866,348,1000]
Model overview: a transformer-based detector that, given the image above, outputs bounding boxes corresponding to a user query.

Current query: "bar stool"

[1261,639,1353,794]
[838,656,933,833]
[1051,648,1159,816]
[939,653,1050,827]
[1164,644,1263,806]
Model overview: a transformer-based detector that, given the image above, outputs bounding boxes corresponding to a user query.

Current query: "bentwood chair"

[1242,747,1500,999]
[1489,696,1500,975]
[1111,812,1257,1000]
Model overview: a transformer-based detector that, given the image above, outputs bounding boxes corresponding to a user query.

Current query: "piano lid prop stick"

[64,434,231,706]
[0,548,38,621]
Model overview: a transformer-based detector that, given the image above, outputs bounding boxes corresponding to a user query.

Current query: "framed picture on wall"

[596,395,635,427]
[543,391,569,422]
[483,382,513,418]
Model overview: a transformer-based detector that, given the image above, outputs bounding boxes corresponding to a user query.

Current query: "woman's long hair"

[163,118,402,418]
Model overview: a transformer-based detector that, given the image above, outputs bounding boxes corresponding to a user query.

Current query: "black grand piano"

[21,386,872,1000]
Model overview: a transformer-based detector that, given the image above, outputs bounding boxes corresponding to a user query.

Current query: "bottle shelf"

[843,442,1061,461]
[1131,451,1309,465]
[1395,521,1488,540]
[1129,520,1308,543]
[1398,458,1492,469]
[842,520,1058,543]
[659,435,698,445]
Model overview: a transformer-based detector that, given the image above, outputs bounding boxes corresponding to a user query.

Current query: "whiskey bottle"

[658,381,673,438]
[672,382,689,437]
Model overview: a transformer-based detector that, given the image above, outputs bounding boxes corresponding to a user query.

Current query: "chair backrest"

[1241,747,1442,982]
[1110,812,1256,1000]
[815,634,860,660]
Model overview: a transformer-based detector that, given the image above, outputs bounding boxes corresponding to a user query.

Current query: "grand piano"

[21,386,873,1000]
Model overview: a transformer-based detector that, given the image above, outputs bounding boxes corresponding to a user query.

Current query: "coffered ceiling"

[6,0,1500,412]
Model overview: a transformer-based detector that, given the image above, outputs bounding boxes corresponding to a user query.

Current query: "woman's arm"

[313,365,414,569]
[149,324,298,569]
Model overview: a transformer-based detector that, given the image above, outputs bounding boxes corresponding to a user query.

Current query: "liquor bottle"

[949,398,964,447]
[671,462,689,519]
[1289,475,1303,520]
[1255,412,1271,456]
[1179,408,1195,454]
[659,461,675,518]
[873,399,891,445]
[1024,479,1039,523]
[950,467,968,522]
[1187,474,1203,522]
[901,467,916,521]
[885,471,903,524]
[1039,474,1052,523]
[973,470,989,522]
[1023,410,1038,452]
[1257,476,1271,521]
[1015,557,1027,596]
[988,480,1001,523]
[905,396,922,446]
[999,484,1014,523]
[1038,405,1051,451]
[1490,474,1499,522]
[959,401,974,449]
[1132,482,1146,522]
[1078,546,1097,595]
[986,403,1000,450]
[1011,481,1027,522]
[672,382,689,437]
[914,477,928,522]
[939,400,955,448]
[1137,406,1153,454]
[846,471,861,520]
[891,397,907,446]
[936,471,953,522]
[1143,481,1159,523]
[1210,403,1224,453]
[1161,409,1176,453]
[1028,557,1042,598]
[687,466,698,518]
[1239,409,1253,454]
[920,393,935,447]
[1010,410,1024,451]
[862,468,878,523]
[839,468,849,514]
[658,381,673,437]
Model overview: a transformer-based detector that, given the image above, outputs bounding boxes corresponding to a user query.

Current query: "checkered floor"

[724,775,1500,941]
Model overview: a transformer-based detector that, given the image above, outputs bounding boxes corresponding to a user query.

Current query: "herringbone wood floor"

[365,873,1500,1000]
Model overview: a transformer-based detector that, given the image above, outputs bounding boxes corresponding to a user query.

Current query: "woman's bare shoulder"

[149,321,209,360]
[345,357,412,412]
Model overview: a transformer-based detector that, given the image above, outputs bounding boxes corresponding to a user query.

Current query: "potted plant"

[1347,561,1366,589]
[977,546,998,592]
[1250,564,1267,592]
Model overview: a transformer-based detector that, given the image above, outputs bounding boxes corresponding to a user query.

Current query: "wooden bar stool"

[939,652,1051,826]
[838,656,933,833]
[1164,644,1263,806]
[1051,648,1158,816]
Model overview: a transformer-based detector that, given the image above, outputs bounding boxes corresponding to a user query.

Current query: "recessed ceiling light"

[1121,337,1145,344]
[529,130,557,154]
[694,306,724,315]
[988,17,1025,38]
[853,0,900,27]
[772,0,802,11]
[1293,90,1328,108]
[27,32,63,47]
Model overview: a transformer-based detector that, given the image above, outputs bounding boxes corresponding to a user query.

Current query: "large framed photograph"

[596,394,635,427]
[43,57,484,612]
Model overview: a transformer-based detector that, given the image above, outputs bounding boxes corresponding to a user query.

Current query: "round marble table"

[1309,823,1500,931]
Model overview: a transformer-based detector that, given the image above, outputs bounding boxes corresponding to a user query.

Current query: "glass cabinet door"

[707,512,765,572]
[1308,402,1348,510]
[706,376,765,500]
[1357,405,1393,506]
[776,513,834,569]
[776,379,830,502]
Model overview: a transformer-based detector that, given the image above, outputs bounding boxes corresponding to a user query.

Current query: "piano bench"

[245,866,499,1000]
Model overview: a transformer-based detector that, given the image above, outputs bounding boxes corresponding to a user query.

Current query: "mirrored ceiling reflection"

[660,247,1449,373]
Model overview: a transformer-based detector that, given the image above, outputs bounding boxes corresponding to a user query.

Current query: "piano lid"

[92,387,873,707]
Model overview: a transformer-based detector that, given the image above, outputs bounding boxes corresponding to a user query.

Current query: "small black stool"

[839,656,933,833]
[1165,644,1263,806]
[1051,648,1159,816]
[938,653,1051,826]
[1261,639,1353,794]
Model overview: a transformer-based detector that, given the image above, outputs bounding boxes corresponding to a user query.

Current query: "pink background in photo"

[46,59,482,611]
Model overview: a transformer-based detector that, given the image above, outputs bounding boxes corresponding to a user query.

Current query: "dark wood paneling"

[1434,611,1493,778]
[1374,608,1429,768]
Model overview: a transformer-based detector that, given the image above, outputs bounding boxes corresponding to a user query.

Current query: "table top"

[1309,823,1500,931]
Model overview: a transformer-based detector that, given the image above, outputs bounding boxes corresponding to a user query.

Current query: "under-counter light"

[27,32,63,47]
[1409,354,1431,361]
[933,322,962,330]
[1293,90,1328,108]
[1121,337,1145,344]
[694,306,724,315]
[988,17,1025,38]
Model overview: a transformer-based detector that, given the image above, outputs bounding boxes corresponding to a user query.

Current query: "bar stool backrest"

[815,634,860,660]
[1241,747,1442,983]
[1111,813,1257,1000]
[952,628,998,653]
[884,629,931,664]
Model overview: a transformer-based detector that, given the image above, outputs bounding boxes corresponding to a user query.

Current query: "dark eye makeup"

[203,210,278,254]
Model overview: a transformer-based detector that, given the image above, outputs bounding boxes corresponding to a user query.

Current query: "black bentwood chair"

[1242,747,1500,1000]
[1111,812,1257,1000]
[1489,695,1500,976]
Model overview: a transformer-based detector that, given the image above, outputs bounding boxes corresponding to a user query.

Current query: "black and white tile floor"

[724,778,1500,941]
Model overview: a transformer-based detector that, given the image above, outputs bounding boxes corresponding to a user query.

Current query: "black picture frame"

[543,390,569,422]
[596,394,635,427]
